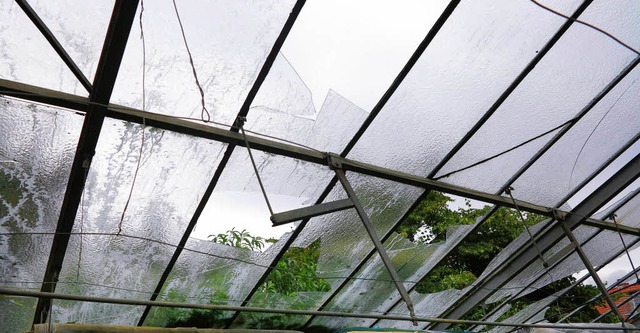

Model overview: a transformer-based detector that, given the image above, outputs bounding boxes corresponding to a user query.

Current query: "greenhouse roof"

[1,0,640,332]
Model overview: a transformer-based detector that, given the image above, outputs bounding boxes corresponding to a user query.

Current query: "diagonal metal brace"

[334,167,418,325]
[556,213,627,324]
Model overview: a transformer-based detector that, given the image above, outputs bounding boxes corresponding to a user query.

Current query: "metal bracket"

[270,199,355,226]
[325,153,342,170]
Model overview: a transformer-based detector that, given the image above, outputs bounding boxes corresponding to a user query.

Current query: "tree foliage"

[400,191,609,324]
[261,239,331,295]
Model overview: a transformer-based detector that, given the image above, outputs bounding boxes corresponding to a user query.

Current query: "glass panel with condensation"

[0,2,88,95]
[0,98,83,332]
[110,0,297,126]
[51,118,227,325]
[24,0,115,84]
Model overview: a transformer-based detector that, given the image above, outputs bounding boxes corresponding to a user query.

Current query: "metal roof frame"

[0,0,638,330]
[32,0,139,324]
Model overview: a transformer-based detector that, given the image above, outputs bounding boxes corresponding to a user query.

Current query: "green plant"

[208,227,274,252]
[261,239,331,296]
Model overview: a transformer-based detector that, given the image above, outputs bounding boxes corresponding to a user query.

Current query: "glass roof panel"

[510,65,640,207]
[347,0,582,175]
[111,0,296,125]
[313,225,473,325]
[0,98,82,331]
[25,0,115,83]
[434,16,638,194]
[0,2,88,95]
[150,148,337,327]
[51,118,227,325]
[247,85,368,153]
[279,0,452,113]
[434,129,561,194]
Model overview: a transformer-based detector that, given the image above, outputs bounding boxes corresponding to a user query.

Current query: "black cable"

[529,0,640,56]
[436,118,573,180]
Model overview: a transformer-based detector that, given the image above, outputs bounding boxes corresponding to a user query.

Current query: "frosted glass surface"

[436,4,638,192]
[0,2,87,94]
[247,89,368,153]
[0,99,81,331]
[376,289,465,329]
[111,0,296,125]
[24,0,114,83]
[52,119,227,325]
[347,0,581,175]
[510,65,640,206]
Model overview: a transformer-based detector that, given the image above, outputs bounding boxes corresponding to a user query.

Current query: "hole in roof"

[191,191,307,247]
[281,0,450,111]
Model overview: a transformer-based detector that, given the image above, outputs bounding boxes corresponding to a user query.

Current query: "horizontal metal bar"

[270,198,354,226]
[0,287,635,331]
[2,79,639,237]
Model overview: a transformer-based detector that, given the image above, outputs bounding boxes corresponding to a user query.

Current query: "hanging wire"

[568,77,638,189]
[236,116,274,215]
[529,0,640,56]
[610,213,640,283]
[436,118,574,180]
[171,0,211,122]
[117,1,147,236]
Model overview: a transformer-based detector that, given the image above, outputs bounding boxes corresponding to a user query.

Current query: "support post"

[334,165,417,324]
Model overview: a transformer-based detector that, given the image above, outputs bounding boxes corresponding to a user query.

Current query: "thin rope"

[237,117,274,215]
[611,213,640,283]
[529,0,640,56]
[171,0,211,123]
[117,3,147,235]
